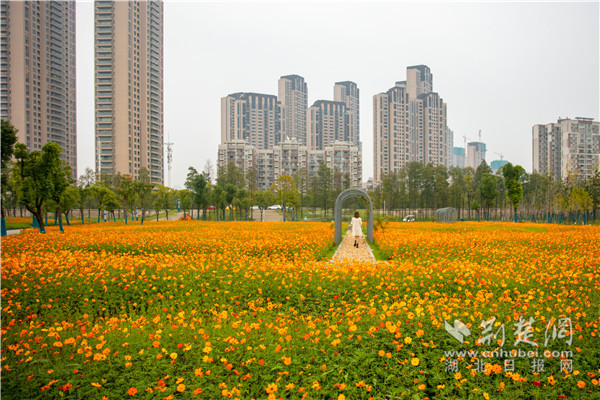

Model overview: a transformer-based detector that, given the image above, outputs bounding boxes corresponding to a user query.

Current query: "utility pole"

[165,133,174,187]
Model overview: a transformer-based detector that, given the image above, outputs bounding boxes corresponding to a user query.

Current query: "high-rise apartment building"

[278,75,307,145]
[446,128,454,169]
[334,81,359,148]
[219,75,362,187]
[1,1,77,177]
[453,147,466,168]
[217,139,362,191]
[467,141,486,169]
[94,0,164,184]
[221,92,280,150]
[533,117,599,180]
[307,100,347,150]
[373,65,447,183]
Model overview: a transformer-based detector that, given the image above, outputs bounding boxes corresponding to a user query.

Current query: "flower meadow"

[1,221,599,399]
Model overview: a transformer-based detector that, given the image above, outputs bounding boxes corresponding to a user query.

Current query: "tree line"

[371,161,599,223]
[3,119,598,234]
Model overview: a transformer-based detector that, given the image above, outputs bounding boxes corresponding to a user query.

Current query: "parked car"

[268,205,282,210]
[403,215,416,222]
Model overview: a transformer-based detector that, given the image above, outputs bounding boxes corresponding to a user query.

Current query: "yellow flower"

[404,337,412,344]
[176,384,185,392]
[411,357,420,366]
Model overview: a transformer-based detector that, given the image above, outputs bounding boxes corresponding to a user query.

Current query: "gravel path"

[332,230,375,262]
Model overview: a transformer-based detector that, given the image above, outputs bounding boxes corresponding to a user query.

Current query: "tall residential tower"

[373,65,447,183]
[1,1,77,176]
[278,75,307,145]
[94,0,164,184]
[533,117,599,180]
[334,81,360,148]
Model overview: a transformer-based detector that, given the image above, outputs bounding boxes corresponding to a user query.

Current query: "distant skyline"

[76,1,599,188]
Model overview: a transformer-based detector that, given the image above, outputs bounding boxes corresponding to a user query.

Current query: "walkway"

[332,230,375,262]
[261,210,283,222]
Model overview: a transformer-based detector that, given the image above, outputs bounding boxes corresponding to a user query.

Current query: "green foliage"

[154,185,175,220]
[502,163,526,214]
[13,142,71,232]
[117,175,136,221]
[1,120,18,209]
[480,173,498,215]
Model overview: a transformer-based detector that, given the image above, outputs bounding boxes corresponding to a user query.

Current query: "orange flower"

[127,387,138,396]
[577,381,586,389]
[266,383,278,394]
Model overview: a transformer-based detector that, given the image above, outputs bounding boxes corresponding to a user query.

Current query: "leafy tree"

[316,162,333,218]
[224,184,237,220]
[255,190,274,221]
[134,167,154,223]
[246,169,257,220]
[449,167,466,218]
[178,189,192,218]
[117,175,136,223]
[471,200,481,219]
[433,165,449,209]
[75,185,90,223]
[212,185,227,220]
[583,171,600,221]
[186,167,209,219]
[1,120,18,233]
[502,162,526,221]
[293,169,309,219]
[102,190,120,221]
[58,186,79,224]
[271,175,297,220]
[406,162,423,209]
[568,187,592,217]
[89,183,111,222]
[154,185,175,220]
[421,164,435,211]
[464,168,476,219]
[13,142,71,233]
[217,162,245,189]
[480,173,498,218]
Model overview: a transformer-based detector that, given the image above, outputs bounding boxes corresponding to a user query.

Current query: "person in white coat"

[350,211,363,248]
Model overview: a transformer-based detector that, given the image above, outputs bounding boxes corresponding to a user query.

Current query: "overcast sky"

[76,1,599,188]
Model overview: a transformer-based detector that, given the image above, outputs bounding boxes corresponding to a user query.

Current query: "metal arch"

[334,188,373,244]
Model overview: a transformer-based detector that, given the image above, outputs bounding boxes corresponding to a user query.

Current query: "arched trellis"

[436,207,457,223]
[334,188,373,244]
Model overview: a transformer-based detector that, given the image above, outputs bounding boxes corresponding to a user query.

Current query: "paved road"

[332,230,375,262]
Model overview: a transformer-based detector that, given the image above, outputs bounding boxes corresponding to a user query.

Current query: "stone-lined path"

[332,230,375,262]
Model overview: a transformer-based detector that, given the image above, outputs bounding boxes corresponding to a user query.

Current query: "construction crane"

[462,135,471,150]
[478,129,482,142]
[495,152,504,161]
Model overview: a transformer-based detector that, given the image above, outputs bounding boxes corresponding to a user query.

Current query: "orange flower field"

[1,221,599,399]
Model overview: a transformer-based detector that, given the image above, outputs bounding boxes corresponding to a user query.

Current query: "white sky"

[76,1,600,188]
